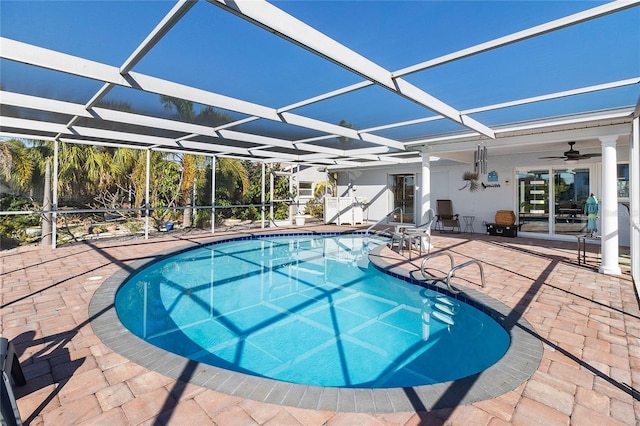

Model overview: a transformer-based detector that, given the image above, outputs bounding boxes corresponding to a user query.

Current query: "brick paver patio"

[1,226,638,425]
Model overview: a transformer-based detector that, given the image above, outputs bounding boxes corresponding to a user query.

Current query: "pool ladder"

[420,251,485,294]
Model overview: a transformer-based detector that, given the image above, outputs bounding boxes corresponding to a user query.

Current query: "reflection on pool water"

[115,234,509,388]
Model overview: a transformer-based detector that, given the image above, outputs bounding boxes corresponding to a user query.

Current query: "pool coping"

[89,230,543,413]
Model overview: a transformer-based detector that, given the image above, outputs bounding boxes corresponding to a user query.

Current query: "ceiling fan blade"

[542,142,602,161]
[578,153,601,159]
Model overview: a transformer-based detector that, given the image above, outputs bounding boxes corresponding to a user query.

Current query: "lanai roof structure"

[1,0,639,167]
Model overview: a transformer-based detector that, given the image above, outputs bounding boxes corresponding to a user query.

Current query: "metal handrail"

[420,251,455,280]
[445,259,486,294]
[420,251,485,294]
[366,207,402,236]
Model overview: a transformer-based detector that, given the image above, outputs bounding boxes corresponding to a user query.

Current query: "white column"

[144,148,150,240]
[41,158,52,247]
[261,162,266,229]
[599,135,621,275]
[630,117,640,290]
[211,156,216,234]
[52,140,59,249]
[269,168,274,226]
[420,146,432,225]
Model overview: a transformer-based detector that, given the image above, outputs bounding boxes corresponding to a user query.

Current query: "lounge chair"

[435,200,461,233]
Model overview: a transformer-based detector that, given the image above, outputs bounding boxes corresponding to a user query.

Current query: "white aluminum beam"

[209,0,495,139]
[409,120,633,154]
[352,78,640,136]
[0,90,348,157]
[494,111,634,135]
[395,0,640,77]
[120,0,196,74]
[277,81,373,113]
[247,1,638,139]
[361,116,443,133]
[1,116,68,134]
[86,83,116,109]
[212,116,260,131]
[0,37,405,151]
[0,116,248,157]
[462,78,640,115]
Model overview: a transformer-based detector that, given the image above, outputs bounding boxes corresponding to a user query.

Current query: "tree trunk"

[182,186,192,228]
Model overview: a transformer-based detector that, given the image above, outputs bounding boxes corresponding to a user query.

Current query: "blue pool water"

[115,234,509,388]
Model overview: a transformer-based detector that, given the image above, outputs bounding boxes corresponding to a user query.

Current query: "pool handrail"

[445,259,486,294]
[421,251,485,294]
[366,207,403,236]
[420,251,455,280]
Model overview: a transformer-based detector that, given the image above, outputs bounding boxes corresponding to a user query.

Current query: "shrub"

[304,199,324,218]
[0,194,40,245]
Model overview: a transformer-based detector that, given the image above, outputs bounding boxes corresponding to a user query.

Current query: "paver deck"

[1,225,638,425]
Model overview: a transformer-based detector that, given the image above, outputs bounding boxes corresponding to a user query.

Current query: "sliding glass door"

[518,167,591,236]
[518,170,550,233]
[553,168,590,235]
[390,174,415,224]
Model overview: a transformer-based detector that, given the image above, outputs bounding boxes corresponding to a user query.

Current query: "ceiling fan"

[539,141,601,161]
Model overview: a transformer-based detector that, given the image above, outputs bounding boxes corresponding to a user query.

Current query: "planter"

[495,210,516,226]
[294,216,306,226]
[25,227,42,237]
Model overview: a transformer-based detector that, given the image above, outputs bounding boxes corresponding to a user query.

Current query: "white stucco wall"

[335,160,516,229]
[329,144,631,245]
[294,165,331,215]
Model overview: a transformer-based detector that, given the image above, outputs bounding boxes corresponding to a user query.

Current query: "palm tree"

[0,142,13,183]
[160,96,249,227]
[112,147,149,214]
[0,139,39,194]
[338,119,356,148]
[56,143,117,203]
[0,139,53,243]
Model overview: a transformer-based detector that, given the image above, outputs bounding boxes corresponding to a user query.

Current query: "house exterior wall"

[329,144,631,246]
[336,161,516,230]
[294,165,330,215]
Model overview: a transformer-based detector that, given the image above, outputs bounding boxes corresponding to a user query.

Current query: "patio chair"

[389,209,436,259]
[435,200,461,233]
[1,337,26,426]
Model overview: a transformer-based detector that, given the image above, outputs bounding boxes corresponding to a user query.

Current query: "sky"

[1,0,639,141]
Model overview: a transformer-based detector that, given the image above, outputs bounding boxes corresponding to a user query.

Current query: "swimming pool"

[115,234,509,388]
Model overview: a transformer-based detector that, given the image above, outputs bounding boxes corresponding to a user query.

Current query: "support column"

[420,146,432,225]
[630,117,639,289]
[144,149,150,240]
[211,156,216,234]
[599,135,621,275]
[269,168,274,227]
[51,141,59,248]
[261,162,266,229]
[41,158,52,246]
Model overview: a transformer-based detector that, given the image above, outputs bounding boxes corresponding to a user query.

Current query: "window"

[299,181,313,198]
[618,164,629,199]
